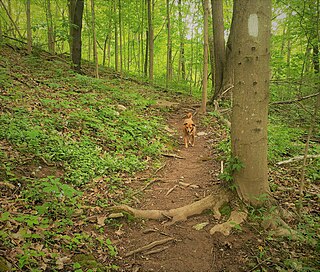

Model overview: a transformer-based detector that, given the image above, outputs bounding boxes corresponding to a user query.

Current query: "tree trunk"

[147,0,154,83]
[119,0,123,73]
[26,0,32,54]
[230,0,272,205]
[178,0,186,81]
[114,0,119,71]
[211,0,226,101]
[46,0,55,54]
[70,0,84,73]
[166,0,172,88]
[0,0,22,39]
[90,0,98,78]
[200,0,209,114]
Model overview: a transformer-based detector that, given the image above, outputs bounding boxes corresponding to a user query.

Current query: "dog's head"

[184,121,195,134]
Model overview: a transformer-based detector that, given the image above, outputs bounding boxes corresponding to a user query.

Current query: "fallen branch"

[125,237,174,257]
[162,153,185,159]
[276,154,320,165]
[271,92,320,105]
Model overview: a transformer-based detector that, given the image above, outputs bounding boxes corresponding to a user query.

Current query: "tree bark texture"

[26,0,32,54]
[166,0,172,88]
[230,0,272,205]
[70,0,84,72]
[90,0,98,78]
[211,0,226,101]
[46,0,55,54]
[147,0,154,83]
[201,0,209,113]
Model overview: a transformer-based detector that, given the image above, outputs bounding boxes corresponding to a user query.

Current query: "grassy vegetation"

[0,41,319,271]
[0,43,174,271]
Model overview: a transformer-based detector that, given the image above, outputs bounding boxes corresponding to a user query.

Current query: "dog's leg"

[191,134,195,147]
[184,135,188,148]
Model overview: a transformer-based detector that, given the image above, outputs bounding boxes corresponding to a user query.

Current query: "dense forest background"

[0,0,319,271]
[1,0,318,170]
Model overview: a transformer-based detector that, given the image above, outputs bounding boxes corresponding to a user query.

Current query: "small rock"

[117,104,127,111]
[197,131,207,136]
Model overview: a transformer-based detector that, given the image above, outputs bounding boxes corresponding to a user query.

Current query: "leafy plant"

[219,156,244,187]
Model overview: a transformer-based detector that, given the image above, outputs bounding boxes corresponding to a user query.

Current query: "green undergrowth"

[0,44,173,271]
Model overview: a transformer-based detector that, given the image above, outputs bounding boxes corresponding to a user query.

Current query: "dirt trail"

[115,104,256,272]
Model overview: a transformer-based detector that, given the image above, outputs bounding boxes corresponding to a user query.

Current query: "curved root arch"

[109,189,248,236]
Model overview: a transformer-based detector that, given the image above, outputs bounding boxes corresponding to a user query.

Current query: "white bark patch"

[248,14,258,37]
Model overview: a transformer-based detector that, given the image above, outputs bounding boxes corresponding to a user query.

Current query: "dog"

[183,112,196,148]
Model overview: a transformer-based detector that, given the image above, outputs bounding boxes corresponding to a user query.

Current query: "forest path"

[115,102,256,272]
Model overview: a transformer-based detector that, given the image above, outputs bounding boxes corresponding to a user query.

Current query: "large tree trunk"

[70,0,84,73]
[230,0,272,205]
[200,0,209,114]
[211,0,226,101]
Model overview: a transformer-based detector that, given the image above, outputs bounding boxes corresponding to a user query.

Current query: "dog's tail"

[186,112,192,119]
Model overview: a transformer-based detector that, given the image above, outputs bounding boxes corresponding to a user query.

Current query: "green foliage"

[268,122,304,162]
[22,176,81,218]
[219,156,244,189]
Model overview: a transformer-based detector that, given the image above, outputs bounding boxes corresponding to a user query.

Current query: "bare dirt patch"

[112,104,259,272]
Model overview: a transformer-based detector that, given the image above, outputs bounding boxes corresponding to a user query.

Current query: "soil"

[113,103,261,272]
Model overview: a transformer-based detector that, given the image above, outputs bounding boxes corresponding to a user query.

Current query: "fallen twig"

[144,246,170,255]
[124,237,174,257]
[139,178,162,192]
[276,154,320,165]
[165,185,179,196]
[162,153,185,159]
[154,163,167,174]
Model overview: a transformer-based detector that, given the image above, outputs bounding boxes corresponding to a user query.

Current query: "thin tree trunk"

[114,0,119,71]
[26,0,32,54]
[147,0,154,83]
[200,0,209,114]
[166,0,172,88]
[91,0,98,78]
[0,0,22,39]
[298,0,320,214]
[46,0,55,54]
[119,0,123,73]
[178,0,185,81]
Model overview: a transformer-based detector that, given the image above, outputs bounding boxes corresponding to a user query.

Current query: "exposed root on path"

[109,189,251,236]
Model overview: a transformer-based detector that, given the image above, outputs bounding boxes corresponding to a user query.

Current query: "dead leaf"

[192,222,209,230]
[56,256,71,270]
[97,215,107,226]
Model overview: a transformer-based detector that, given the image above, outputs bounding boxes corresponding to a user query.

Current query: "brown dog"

[183,112,196,148]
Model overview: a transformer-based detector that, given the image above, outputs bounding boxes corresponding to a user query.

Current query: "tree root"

[109,189,244,234]
[210,210,248,235]
[125,237,174,257]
